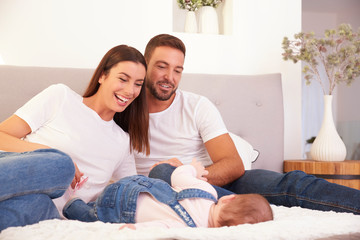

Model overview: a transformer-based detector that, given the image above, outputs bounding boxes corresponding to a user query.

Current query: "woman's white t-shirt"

[15,84,136,212]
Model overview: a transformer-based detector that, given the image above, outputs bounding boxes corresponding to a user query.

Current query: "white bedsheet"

[1,205,360,240]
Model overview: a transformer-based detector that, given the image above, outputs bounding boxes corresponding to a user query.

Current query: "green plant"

[177,0,202,11]
[177,0,223,11]
[201,0,223,8]
[282,23,360,95]
[306,136,316,144]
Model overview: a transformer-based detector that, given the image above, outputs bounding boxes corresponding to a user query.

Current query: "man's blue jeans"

[0,149,75,231]
[149,164,360,215]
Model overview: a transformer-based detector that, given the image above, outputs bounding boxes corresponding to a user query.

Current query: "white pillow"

[229,132,259,170]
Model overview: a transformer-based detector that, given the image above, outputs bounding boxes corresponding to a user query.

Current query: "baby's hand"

[71,162,84,189]
[190,158,208,181]
[119,224,136,230]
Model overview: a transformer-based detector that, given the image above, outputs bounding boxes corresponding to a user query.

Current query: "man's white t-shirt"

[135,90,227,176]
[15,84,136,212]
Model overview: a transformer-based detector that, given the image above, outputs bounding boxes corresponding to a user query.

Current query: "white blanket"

[1,205,360,240]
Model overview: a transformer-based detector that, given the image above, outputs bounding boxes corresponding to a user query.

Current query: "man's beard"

[147,80,177,101]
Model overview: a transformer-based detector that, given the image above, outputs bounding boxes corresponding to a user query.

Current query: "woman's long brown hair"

[83,45,150,155]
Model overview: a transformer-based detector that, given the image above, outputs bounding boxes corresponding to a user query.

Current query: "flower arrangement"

[177,0,223,11]
[282,23,360,95]
[177,0,202,11]
[201,0,223,8]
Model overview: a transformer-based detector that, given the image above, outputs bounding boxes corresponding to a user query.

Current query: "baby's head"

[213,194,273,227]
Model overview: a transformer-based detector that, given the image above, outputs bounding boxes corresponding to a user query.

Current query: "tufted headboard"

[180,73,284,172]
[0,65,284,172]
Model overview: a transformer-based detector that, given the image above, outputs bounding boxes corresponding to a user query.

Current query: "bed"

[1,65,360,239]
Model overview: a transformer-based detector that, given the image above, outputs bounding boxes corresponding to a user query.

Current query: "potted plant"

[200,0,223,7]
[177,0,202,11]
[304,136,316,159]
[177,0,202,33]
[282,23,360,161]
[198,0,223,34]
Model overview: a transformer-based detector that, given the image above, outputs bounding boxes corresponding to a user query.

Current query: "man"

[135,34,243,187]
[135,34,360,215]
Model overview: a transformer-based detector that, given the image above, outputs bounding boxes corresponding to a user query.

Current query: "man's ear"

[221,194,236,203]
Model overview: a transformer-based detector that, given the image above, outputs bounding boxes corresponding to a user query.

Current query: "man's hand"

[150,157,183,171]
[190,158,208,181]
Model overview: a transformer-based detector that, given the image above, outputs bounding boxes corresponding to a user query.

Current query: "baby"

[63,159,273,229]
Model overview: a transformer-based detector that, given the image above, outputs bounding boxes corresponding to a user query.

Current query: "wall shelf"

[172,0,233,35]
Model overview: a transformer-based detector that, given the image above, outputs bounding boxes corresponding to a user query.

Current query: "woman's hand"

[150,157,183,171]
[190,158,208,181]
[71,162,84,189]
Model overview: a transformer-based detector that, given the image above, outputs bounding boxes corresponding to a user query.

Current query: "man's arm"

[204,133,245,186]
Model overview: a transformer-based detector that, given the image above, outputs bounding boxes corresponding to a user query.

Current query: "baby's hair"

[217,194,273,226]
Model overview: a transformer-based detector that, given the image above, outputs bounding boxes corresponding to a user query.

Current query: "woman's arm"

[0,114,83,187]
[0,115,50,152]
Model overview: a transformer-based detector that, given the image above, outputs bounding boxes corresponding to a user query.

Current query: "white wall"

[0,0,172,68]
[0,0,303,168]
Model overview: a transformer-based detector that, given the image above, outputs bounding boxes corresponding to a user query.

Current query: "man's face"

[146,46,185,101]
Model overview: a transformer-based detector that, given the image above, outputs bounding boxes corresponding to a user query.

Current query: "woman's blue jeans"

[149,164,360,215]
[0,149,75,231]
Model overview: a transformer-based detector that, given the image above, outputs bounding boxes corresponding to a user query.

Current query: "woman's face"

[97,61,146,120]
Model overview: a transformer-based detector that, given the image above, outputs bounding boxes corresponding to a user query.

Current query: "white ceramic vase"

[310,95,347,161]
[184,11,197,33]
[198,6,219,34]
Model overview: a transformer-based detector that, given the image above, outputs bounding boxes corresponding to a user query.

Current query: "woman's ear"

[98,74,105,84]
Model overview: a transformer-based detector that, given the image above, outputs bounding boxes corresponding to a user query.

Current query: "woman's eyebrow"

[117,72,130,78]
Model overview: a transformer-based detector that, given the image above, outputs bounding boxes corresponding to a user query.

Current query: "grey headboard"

[180,73,284,172]
[0,65,93,118]
[0,65,284,172]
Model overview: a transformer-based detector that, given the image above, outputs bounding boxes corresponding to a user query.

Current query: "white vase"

[184,11,197,33]
[310,95,347,161]
[198,6,219,34]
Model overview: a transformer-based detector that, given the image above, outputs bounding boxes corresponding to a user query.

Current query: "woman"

[0,45,149,231]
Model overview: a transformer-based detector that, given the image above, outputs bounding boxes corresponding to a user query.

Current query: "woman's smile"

[115,93,130,106]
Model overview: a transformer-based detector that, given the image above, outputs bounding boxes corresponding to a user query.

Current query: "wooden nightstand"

[283,160,360,190]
